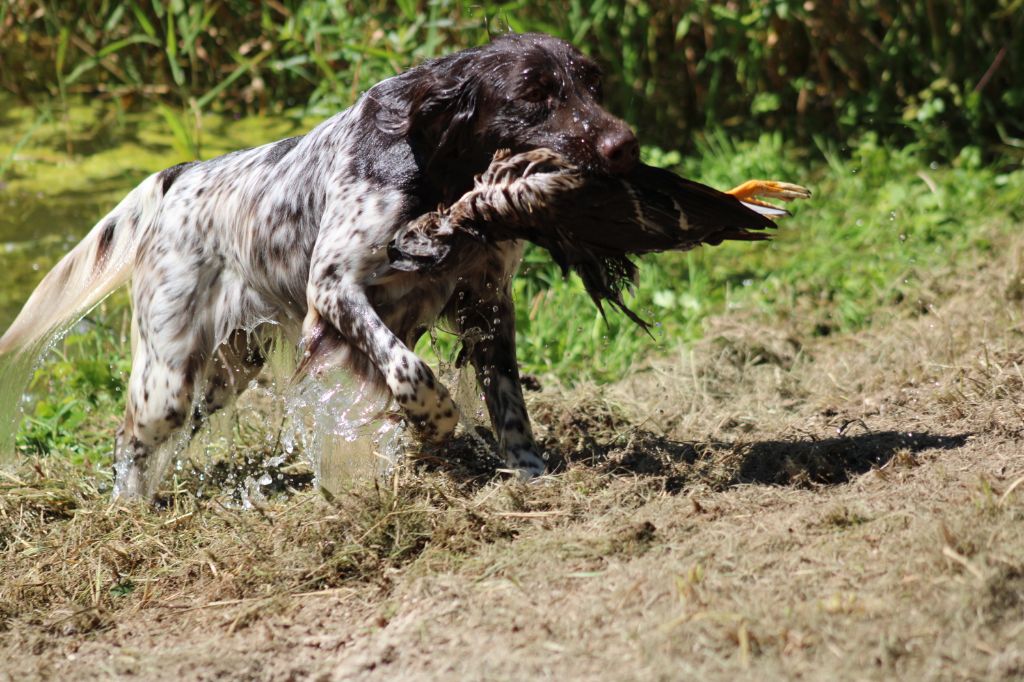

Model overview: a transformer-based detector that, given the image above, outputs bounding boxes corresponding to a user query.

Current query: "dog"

[0,33,641,499]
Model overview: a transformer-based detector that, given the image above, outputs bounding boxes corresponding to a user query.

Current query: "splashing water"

[0,345,39,467]
[170,331,406,501]
[0,320,92,469]
[283,368,399,498]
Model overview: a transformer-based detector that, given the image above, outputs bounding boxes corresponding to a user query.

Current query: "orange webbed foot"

[726,180,812,210]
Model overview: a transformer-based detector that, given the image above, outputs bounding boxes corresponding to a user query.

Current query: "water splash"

[281,360,401,498]
[6,317,494,502]
[180,330,402,501]
[0,345,39,467]
[0,321,87,469]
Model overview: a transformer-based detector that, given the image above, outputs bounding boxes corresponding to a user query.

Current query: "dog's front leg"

[447,258,546,478]
[305,217,459,444]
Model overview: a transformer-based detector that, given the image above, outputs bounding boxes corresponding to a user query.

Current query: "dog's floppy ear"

[377,62,483,165]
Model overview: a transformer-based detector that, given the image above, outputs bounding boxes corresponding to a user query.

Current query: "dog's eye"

[522,71,557,103]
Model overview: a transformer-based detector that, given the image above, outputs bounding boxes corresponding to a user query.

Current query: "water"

[0,343,41,465]
[0,319,100,468]
[282,367,398,498]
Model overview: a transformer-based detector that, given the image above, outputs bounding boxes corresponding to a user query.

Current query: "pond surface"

[0,98,311,327]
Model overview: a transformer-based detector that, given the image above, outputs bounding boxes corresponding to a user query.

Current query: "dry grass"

[4,232,1024,680]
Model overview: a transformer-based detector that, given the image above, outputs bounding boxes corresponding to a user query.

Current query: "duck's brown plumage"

[389,148,804,328]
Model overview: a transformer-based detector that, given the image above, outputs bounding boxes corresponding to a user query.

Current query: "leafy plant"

[1,1,1021,157]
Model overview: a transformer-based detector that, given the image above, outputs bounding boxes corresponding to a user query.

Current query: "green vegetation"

[2,1,1021,156]
[14,308,129,464]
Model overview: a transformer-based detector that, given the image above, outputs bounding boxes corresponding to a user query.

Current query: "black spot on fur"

[265,136,303,164]
[159,161,197,194]
[96,219,117,265]
[166,407,185,428]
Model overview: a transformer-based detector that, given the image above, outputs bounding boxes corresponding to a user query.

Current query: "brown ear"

[375,63,483,168]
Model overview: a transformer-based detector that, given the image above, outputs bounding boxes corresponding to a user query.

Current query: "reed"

[1,1,1021,157]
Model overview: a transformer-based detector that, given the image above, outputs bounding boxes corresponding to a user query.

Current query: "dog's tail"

[0,173,163,355]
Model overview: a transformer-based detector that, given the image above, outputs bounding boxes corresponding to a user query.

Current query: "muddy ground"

[3,233,1024,681]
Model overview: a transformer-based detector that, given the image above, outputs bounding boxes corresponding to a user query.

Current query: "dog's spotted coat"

[0,33,641,499]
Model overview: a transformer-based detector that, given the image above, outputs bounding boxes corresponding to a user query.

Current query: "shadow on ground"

[412,420,969,494]
[544,426,969,492]
[734,430,969,485]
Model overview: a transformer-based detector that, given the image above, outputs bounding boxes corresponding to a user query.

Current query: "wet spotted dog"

[0,33,641,499]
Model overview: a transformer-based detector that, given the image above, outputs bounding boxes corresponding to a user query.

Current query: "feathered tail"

[0,173,162,355]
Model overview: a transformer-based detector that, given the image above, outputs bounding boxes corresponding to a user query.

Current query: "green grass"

[15,304,130,466]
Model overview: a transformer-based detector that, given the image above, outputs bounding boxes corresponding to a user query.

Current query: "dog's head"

[376,33,638,192]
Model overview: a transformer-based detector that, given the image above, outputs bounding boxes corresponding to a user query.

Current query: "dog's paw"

[405,389,460,445]
[505,445,547,479]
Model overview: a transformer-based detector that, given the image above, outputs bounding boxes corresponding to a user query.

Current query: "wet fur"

[0,33,638,498]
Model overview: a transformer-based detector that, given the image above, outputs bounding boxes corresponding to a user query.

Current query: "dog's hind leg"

[113,251,221,500]
[114,324,208,500]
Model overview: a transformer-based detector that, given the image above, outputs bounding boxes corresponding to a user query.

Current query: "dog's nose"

[599,128,639,175]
